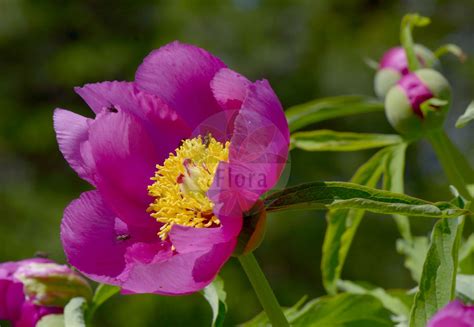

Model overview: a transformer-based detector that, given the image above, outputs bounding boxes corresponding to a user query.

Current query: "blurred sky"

[0,0,473,326]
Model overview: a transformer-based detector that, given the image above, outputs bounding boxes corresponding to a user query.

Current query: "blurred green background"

[1,0,473,326]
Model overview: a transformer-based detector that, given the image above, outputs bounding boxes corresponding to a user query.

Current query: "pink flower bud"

[15,262,92,307]
[384,68,451,137]
[375,45,436,98]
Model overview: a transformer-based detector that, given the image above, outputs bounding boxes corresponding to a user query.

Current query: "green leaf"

[285,95,384,132]
[387,289,415,312]
[456,101,474,128]
[449,136,474,184]
[64,297,87,327]
[264,181,468,218]
[456,274,474,301]
[242,294,393,326]
[469,184,474,198]
[409,216,465,327]
[240,296,307,327]
[290,130,402,152]
[338,280,411,320]
[396,236,429,282]
[322,148,388,294]
[383,143,412,241]
[37,314,65,327]
[364,57,380,70]
[85,284,120,322]
[459,234,474,274]
[291,293,393,326]
[201,276,227,327]
[427,130,474,198]
[400,14,430,71]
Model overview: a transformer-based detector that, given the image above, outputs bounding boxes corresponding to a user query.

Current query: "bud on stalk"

[15,262,92,307]
[384,68,451,137]
[374,45,436,98]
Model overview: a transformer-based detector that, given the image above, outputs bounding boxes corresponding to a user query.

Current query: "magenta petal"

[209,162,263,212]
[192,240,236,284]
[74,81,153,115]
[397,72,434,117]
[210,80,289,212]
[122,240,235,295]
[135,41,226,128]
[75,81,191,150]
[428,300,474,327]
[211,68,251,110]
[379,47,410,75]
[124,242,172,266]
[0,281,23,322]
[14,303,62,327]
[88,109,161,226]
[169,213,241,253]
[0,259,52,280]
[61,191,130,285]
[53,109,96,185]
[0,280,9,318]
[230,80,289,189]
[62,191,174,288]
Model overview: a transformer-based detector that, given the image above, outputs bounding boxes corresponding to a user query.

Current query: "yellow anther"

[147,135,229,240]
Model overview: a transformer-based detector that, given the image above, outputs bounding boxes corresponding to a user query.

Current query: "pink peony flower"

[0,259,74,327]
[428,300,474,327]
[54,41,289,295]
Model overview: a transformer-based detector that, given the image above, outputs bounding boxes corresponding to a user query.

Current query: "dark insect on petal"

[116,234,131,241]
[107,106,119,113]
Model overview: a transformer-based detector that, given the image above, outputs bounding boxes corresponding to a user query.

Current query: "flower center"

[147,135,230,241]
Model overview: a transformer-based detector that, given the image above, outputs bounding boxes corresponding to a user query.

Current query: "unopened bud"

[375,45,437,98]
[385,69,451,137]
[14,262,92,307]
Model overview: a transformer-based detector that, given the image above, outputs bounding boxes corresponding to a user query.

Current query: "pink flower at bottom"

[54,41,289,295]
[428,300,474,327]
[0,259,63,327]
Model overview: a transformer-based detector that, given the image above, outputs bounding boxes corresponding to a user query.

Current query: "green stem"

[238,253,289,327]
[400,14,430,72]
[401,17,419,71]
[427,129,472,202]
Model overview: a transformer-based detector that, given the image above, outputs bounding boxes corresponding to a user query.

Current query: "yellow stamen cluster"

[147,135,230,241]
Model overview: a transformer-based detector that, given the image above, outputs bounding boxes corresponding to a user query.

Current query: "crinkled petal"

[61,191,159,285]
[62,191,128,284]
[211,68,251,110]
[169,211,241,253]
[53,109,96,185]
[210,80,289,212]
[135,41,226,129]
[88,109,162,226]
[75,81,191,150]
[124,242,173,266]
[0,259,52,279]
[122,239,235,295]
